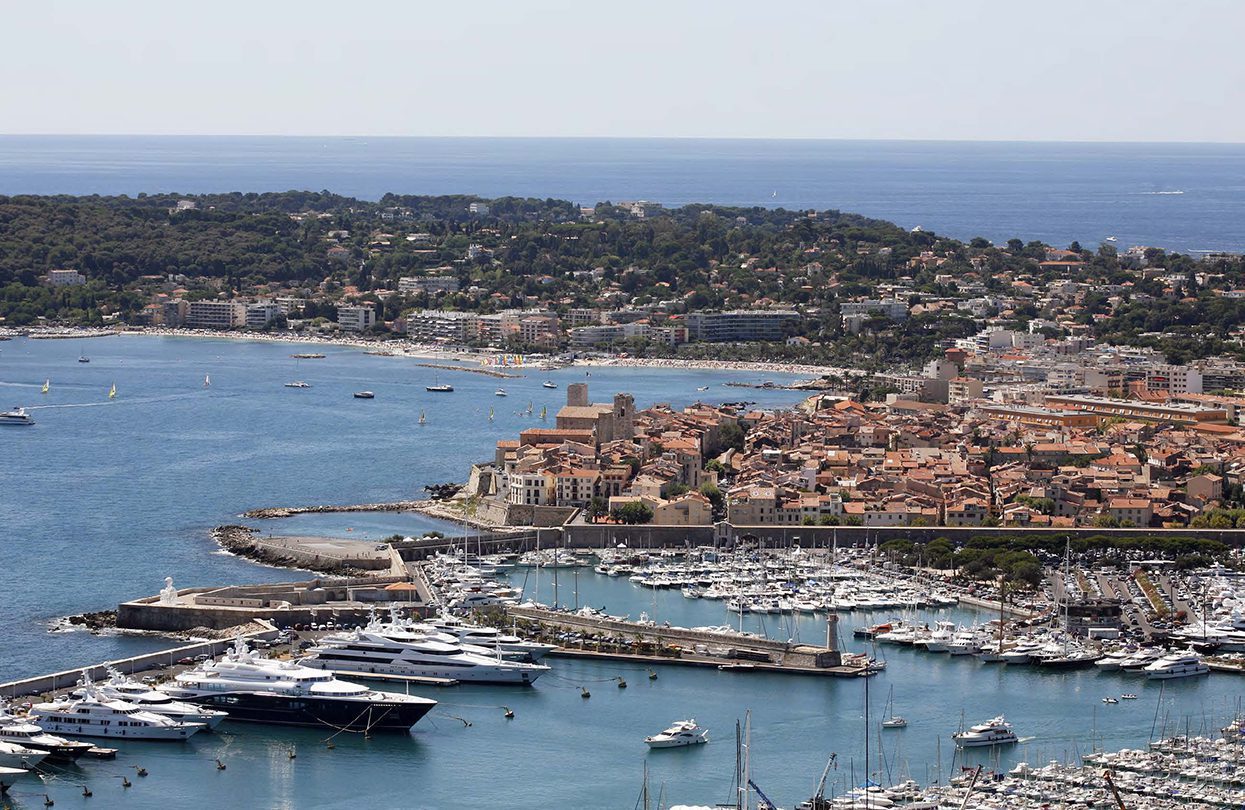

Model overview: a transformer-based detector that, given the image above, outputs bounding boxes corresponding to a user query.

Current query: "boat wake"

[25,392,204,410]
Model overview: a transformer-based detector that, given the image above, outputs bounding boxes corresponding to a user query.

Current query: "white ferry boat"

[0,407,34,426]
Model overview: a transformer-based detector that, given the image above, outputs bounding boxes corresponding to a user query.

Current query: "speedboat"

[78,356,89,363]
[426,384,454,392]
[353,391,375,399]
[952,715,1018,748]
[645,719,708,748]
[495,389,507,396]
[163,639,436,731]
[32,681,205,741]
[284,381,311,388]
[542,381,557,389]
[1102,696,1119,704]
[1144,651,1210,680]
[0,407,33,426]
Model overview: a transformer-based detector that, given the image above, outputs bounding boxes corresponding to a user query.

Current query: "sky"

[4,0,1244,142]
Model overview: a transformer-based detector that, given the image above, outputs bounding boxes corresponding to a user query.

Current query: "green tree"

[610,502,653,525]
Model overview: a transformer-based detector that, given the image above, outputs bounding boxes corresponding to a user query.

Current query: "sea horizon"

[1,135,1242,253]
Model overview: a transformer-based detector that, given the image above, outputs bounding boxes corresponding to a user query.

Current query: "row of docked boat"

[865,618,1212,678]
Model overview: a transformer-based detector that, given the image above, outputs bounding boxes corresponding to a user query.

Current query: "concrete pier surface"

[506,605,868,677]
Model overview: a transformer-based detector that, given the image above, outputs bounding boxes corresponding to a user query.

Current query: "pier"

[504,605,869,677]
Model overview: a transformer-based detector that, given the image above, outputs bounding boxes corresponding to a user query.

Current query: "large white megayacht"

[300,609,550,684]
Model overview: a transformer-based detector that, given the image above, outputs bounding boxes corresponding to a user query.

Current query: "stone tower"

[613,393,635,440]
[567,382,589,407]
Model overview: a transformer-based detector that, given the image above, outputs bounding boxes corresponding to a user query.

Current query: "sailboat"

[41,379,49,394]
[880,685,907,728]
[426,373,454,393]
[108,383,116,400]
[540,405,547,420]
[419,411,427,425]
[488,407,495,422]
[203,374,211,388]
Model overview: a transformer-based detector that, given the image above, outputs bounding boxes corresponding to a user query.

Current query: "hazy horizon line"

[2,132,1245,147]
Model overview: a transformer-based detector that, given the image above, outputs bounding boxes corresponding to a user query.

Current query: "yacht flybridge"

[163,639,437,731]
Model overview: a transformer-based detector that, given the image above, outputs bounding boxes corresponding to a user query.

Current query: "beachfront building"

[186,300,246,329]
[683,309,800,342]
[336,304,376,332]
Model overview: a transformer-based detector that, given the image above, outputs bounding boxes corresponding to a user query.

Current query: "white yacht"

[425,614,557,662]
[163,640,437,730]
[283,381,311,389]
[542,381,557,389]
[0,741,48,770]
[1094,650,1132,671]
[32,682,206,741]
[494,389,507,397]
[0,707,92,760]
[921,621,956,653]
[645,719,708,748]
[301,623,549,685]
[73,669,227,729]
[952,716,1018,748]
[946,629,982,656]
[0,407,34,426]
[1144,651,1210,680]
[1118,648,1164,672]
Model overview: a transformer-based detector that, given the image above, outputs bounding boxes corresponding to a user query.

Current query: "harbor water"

[3,335,1244,809]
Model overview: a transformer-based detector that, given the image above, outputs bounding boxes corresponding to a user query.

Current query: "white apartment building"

[185,300,246,329]
[47,269,86,287]
[245,302,282,329]
[336,304,376,332]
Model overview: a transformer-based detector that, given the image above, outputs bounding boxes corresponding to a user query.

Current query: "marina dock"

[505,605,869,677]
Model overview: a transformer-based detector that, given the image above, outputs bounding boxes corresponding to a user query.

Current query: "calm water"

[1,136,1244,252]
[3,336,1243,809]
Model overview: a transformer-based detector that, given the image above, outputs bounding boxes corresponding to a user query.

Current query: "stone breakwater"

[212,525,374,575]
[242,500,429,519]
[414,362,522,379]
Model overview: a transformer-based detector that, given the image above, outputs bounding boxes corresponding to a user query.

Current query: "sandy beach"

[5,326,868,379]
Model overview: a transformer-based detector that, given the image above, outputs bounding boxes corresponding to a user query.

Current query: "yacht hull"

[183,693,435,731]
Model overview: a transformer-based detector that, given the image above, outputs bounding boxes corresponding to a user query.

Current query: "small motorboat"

[1102,697,1119,704]
[645,719,708,748]
[353,391,375,399]
[696,386,709,391]
[495,389,508,397]
[1121,693,1138,700]
[426,384,454,393]
[284,381,311,389]
[78,356,90,363]
[542,381,557,389]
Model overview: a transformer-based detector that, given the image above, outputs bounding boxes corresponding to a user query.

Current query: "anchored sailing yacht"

[163,640,436,730]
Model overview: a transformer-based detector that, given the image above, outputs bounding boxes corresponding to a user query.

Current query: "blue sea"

[2,335,1243,809]
[1,136,1244,253]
